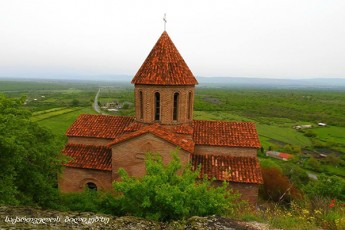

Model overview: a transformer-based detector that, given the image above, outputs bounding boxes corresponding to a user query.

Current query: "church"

[59,31,263,204]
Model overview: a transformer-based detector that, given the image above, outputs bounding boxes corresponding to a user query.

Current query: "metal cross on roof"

[163,13,167,31]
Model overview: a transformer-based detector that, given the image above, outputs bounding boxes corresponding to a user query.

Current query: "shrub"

[259,158,282,171]
[60,190,122,215]
[305,157,322,172]
[113,151,239,221]
[303,174,345,200]
[281,163,309,189]
[260,167,302,203]
[304,130,317,138]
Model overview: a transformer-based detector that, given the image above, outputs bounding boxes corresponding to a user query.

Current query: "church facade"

[59,31,263,204]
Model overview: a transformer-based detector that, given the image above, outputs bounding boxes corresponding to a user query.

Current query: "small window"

[139,91,144,119]
[86,182,97,191]
[155,92,160,121]
[188,92,192,119]
[173,92,179,121]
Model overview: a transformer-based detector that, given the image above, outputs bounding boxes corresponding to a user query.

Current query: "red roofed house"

[266,151,294,161]
[59,31,263,204]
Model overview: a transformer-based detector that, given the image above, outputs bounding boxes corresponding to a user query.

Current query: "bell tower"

[131,31,198,125]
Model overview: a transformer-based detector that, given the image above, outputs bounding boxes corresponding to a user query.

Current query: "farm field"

[1,79,344,178]
[38,107,96,138]
[31,107,82,122]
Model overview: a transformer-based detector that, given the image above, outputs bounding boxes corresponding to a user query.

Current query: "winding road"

[93,88,101,113]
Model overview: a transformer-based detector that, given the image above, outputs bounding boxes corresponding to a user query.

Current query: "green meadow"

[1,79,344,178]
[37,107,96,138]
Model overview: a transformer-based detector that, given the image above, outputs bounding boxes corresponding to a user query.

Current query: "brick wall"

[229,182,260,204]
[212,181,260,204]
[58,167,113,192]
[195,145,257,157]
[134,85,195,125]
[111,133,190,181]
[68,137,112,146]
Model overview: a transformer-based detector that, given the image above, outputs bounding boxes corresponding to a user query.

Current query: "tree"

[122,103,129,109]
[71,99,80,107]
[0,94,62,207]
[113,152,239,221]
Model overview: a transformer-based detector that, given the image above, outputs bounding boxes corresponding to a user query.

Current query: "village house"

[266,151,294,161]
[59,31,263,204]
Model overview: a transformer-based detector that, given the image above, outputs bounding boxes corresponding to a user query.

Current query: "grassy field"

[31,107,82,122]
[1,79,344,177]
[38,107,96,138]
[256,123,312,148]
[312,126,345,152]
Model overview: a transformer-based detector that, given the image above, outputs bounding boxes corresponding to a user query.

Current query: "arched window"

[154,92,160,121]
[188,92,192,119]
[139,91,143,119]
[86,182,97,191]
[173,92,179,121]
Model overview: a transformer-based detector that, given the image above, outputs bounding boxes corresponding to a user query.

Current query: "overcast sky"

[1,0,345,79]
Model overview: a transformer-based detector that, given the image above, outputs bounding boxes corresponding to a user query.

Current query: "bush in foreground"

[59,190,121,215]
[113,152,239,221]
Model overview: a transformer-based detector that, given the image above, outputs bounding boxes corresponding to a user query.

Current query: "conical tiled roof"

[131,31,198,85]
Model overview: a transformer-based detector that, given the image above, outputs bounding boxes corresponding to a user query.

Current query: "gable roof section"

[173,124,194,135]
[191,154,263,184]
[131,31,198,86]
[108,123,195,153]
[193,120,261,148]
[66,114,134,139]
[62,144,111,171]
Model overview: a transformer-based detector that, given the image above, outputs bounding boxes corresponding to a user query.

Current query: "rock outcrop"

[0,206,269,229]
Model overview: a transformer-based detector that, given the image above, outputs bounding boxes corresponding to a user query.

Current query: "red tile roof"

[173,124,194,135]
[193,120,261,148]
[131,31,198,86]
[191,154,263,184]
[62,144,112,171]
[66,114,134,139]
[279,153,293,160]
[124,121,145,132]
[108,123,195,153]
[279,152,294,159]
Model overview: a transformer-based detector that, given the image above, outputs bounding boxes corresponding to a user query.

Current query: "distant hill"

[197,77,345,89]
[1,75,344,89]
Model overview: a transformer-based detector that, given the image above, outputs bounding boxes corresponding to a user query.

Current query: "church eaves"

[131,31,198,86]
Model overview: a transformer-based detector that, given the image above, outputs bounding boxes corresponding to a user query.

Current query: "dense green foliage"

[59,190,120,215]
[303,174,345,200]
[0,94,62,207]
[113,152,239,221]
